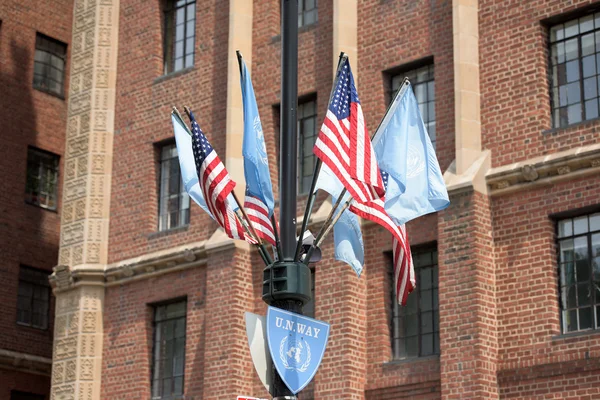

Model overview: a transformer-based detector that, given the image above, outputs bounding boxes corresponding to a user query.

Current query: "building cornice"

[0,349,52,377]
[50,241,208,291]
[486,143,600,196]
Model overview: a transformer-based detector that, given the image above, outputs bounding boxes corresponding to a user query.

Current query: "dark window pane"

[391,245,439,359]
[578,283,592,307]
[579,307,593,329]
[405,336,418,357]
[585,99,599,119]
[164,0,196,73]
[584,77,598,99]
[153,300,186,399]
[16,266,50,329]
[558,213,600,333]
[421,333,434,356]
[420,290,433,311]
[391,64,435,148]
[550,14,600,127]
[158,143,190,231]
[33,34,66,96]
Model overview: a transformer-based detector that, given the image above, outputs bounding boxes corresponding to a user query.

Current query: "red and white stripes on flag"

[313,58,385,209]
[189,111,248,243]
[393,225,415,306]
[350,199,415,305]
[244,194,276,246]
[197,151,246,242]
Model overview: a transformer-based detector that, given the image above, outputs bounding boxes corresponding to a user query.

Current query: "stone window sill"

[552,328,600,342]
[383,354,440,367]
[542,116,600,135]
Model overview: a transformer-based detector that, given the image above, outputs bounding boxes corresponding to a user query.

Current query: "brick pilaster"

[314,241,368,400]
[202,245,256,399]
[438,189,498,399]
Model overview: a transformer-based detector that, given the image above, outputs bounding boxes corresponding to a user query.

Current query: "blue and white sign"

[266,306,330,394]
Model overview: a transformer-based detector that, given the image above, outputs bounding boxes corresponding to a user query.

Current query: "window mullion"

[579,35,585,121]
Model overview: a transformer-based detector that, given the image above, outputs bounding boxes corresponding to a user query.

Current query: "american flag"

[351,171,415,305]
[313,58,385,206]
[188,111,246,241]
[244,193,276,246]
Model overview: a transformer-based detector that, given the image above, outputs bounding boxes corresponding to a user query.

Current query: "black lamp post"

[260,0,312,399]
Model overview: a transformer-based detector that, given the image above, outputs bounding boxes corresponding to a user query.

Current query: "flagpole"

[294,52,347,262]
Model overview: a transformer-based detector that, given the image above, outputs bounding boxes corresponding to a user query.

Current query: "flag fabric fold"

[372,82,449,225]
[349,170,415,305]
[314,163,364,276]
[313,58,386,208]
[187,110,247,242]
[171,113,213,219]
[239,55,277,246]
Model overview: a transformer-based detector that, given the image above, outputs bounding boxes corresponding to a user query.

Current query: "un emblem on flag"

[267,306,330,394]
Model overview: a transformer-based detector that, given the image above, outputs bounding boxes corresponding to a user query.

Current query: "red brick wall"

[358,0,454,173]
[499,358,600,399]
[0,370,51,400]
[0,0,72,397]
[109,0,231,261]
[479,0,600,168]
[493,175,600,373]
[103,0,600,399]
[101,261,208,399]
[101,246,259,400]
[438,190,499,399]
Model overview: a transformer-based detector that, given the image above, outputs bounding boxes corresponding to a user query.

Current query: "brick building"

[1,0,600,399]
[0,0,73,398]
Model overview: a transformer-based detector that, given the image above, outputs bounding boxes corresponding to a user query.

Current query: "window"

[549,13,600,127]
[298,98,317,194]
[391,64,436,148]
[158,143,190,231]
[557,212,600,333]
[25,147,59,210]
[298,0,317,27]
[163,0,196,74]
[10,391,45,400]
[391,245,439,359]
[17,266,50,330]
[152,300,187,399]
[33,33,67,97]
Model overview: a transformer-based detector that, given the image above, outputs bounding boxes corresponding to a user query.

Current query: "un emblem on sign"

[267,306,330,394]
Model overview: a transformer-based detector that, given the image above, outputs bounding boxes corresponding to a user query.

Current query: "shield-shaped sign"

[266,306,330,394]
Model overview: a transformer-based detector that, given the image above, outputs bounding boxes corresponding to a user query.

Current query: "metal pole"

[271,0,301,398]
[280,0,299,262]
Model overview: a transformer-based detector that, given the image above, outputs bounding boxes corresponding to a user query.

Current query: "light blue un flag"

[372,82,449,225]
[240,56,275,214]
[315,163,364,276]
[171,113,213,219]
